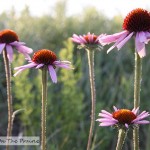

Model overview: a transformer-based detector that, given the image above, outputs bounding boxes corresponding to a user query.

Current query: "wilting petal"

[36,64,44,69]
[107,32,130,53]
[23,53,32,61]
[100,30,129,45]
[14,68,25,77]
[16,45,33,54]
[135,33,146,58]
[138,32,147,43]
[10,41,25,46]
[48,65,57,83]
[0,43,6,54]
[6,45,13,62]
[145,31,150,39]
[117,32,133,50]
[14,62,37,70]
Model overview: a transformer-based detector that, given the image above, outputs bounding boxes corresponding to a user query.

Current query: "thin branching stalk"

[41,66,48,150]
[86,49,96,150]
[3,49,13,150]
[116,129,127,150]
[133,52,142,150]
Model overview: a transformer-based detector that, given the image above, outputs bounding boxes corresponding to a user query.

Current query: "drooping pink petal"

[117,32,133,50]
[107,31,130,53]
[100,30,129,45]
[14,68,25,77]
[145,31,150,39]
[0,43,6,54]
[14,62,37,70]
[135,33,146,58]
[48,65,57,83]
[10,41,25,46]
[23,53,32,61]
[36,64,44,69]
[138,32,147,43]
[6,45,13,62]
[16,45,33,54]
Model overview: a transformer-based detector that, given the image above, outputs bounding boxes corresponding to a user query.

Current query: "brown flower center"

[84,35,98,43]
[112,109,136,124]
[32,49,57,65]
[0,29,19,44]
[123,8,150,32]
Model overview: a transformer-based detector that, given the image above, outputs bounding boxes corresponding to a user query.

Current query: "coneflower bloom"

[14,49,73,83]
[72,32,103,50]
[96,106,150,128]
[0,29,33,62]
[100,8,150,58]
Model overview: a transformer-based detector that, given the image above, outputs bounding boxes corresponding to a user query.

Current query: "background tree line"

[0,1,150,150]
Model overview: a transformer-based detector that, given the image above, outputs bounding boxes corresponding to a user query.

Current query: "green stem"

[41,66,48,150]
[116,129,127,150]
[3,50,13,150]
[86,50,96,150]
[133,52,142,150]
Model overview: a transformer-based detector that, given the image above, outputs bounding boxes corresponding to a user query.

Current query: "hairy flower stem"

[86,50,96,150]
[116,129,127,150]
[3,50,13,150]
[41,66,48,150]
[133,52,142,150]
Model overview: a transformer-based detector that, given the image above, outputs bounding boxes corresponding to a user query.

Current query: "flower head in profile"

[14,49,73,83]
[96,106,150,128]
[100,8,150,58]
[72,32,103,50]
[0,29,33,62]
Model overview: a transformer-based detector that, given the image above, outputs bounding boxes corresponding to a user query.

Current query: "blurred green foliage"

[0,1,150,150]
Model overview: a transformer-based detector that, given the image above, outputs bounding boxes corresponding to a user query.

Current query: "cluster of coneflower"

[1,8,150,150]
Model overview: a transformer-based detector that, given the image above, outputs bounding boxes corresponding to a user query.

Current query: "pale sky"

[0,0,150,18]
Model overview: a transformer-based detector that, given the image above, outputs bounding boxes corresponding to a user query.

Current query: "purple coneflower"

[0,29,33,62]
[100,8,150,58]
[96,106,150,128]
[14,49,73,83]
[72,32,103,50]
